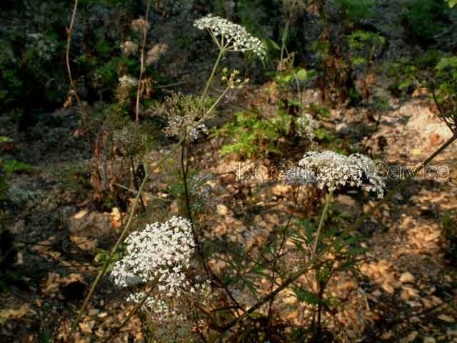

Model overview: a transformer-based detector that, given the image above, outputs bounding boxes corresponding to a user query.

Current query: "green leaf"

[436,56,457,73]
[3,160,33,175]
[294,68,308,82]
[268,38,281,50]
[398,80,413,90]
[293,288,320,304]
[39,329,53,343]
[275,72,293,84]
[0,136,13,143]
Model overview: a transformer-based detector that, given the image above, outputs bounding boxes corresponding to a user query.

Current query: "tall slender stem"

[279,18,290,68]
[312,191,332,258]
[66,0,87,128]
[135,0,152,122]
[200,47,225,103]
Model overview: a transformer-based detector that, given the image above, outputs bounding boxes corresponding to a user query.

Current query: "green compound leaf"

[293,288,320,305]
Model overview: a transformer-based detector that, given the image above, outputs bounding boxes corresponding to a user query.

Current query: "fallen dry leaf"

[402,331,418,343]
[400,272,415,284]
[381,282,395,295]
[31,238,55,254]
[216,204,230,216]
[424,231,441,242]
[0,304,31,321]
[79,322,93,334]
[73,209,89,219]
[381,331,393,340]
[437,314,455,323]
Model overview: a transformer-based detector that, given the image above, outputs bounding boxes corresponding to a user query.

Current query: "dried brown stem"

[135,0,152,122]
[65,0,87,128]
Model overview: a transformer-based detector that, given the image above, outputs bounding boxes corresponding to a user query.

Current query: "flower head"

[120,40,138,56]
[151,92,210,141]
[110,216,195,295]
[146,43,168,65]
[131,18,150,33]
[289,151,385,198]
[118,75,137,86]
[194,14,266,59]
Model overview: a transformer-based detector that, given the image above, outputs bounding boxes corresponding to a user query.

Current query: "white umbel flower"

[290,151,386,198]
[110,216,195,295]
[194,14,266,59]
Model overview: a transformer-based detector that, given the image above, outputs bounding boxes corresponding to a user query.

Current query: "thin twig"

[66,0,87,128]
[135,0,152,122]
[130,156,146,212]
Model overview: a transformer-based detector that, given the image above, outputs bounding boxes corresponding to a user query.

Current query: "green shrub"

[216,99,317,159]
[218,111,282,158]
[401,0,449,44]
[433,55,457,131]
[333,0,375,22]
[348,30,385,73]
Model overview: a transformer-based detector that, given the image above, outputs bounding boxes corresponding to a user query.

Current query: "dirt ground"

[1,84,457,342]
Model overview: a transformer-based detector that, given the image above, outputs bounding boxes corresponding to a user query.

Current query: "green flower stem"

[201,46,225,103]
[279,18,290,67]
[312,191,333,258]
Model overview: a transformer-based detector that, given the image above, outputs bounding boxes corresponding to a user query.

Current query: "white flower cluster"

[127,292,169,311]
[110,216,195,296]
[288,151,386,198]
[295,113,318,140]
[127,292,183,321]
[120,40,138,56]
[194,14,266,59]
[189,123,209,140]
[118,75,137,86]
